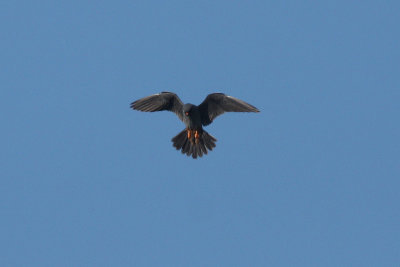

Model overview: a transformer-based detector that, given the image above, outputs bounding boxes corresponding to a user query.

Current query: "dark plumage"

[130,92,259,158]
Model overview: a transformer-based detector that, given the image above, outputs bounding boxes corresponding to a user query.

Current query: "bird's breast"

[184,113,202,129]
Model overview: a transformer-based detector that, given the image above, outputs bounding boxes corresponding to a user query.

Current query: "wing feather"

[199,93,259,125]
[130,92,184,121]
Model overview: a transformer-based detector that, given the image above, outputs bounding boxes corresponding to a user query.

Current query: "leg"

[194,130,200,144]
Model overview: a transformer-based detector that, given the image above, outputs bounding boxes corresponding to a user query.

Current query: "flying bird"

[130,92,259,158]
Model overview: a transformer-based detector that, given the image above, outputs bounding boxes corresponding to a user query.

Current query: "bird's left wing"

[198,93,259,126]
[130,92,184,121]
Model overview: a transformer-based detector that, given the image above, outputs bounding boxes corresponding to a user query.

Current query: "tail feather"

[174,131,187,149]
[171,129,217,159]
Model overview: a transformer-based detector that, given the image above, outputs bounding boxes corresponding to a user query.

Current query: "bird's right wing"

[130,92,184,121]
[198,93,259,126]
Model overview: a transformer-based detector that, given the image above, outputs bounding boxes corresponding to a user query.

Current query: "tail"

[171,129,217,159]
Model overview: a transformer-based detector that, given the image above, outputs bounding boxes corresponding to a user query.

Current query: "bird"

[130,92,259,159]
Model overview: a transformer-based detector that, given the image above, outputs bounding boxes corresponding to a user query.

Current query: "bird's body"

[182,104,202,130]
[130,92,259,158]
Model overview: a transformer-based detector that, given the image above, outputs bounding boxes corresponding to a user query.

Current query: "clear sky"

[1,1,399,266]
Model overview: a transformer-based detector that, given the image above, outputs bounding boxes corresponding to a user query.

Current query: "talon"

[195,131,200,144]
[187,130,192,139]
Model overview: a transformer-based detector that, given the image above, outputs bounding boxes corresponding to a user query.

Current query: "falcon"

[130,92,259,158]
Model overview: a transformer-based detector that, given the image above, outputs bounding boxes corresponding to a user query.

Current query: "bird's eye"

[185,112,189,116]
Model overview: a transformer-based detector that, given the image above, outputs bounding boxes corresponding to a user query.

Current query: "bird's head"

[183,104,193,116]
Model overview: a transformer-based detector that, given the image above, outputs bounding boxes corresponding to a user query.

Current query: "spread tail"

[171,129,217,159]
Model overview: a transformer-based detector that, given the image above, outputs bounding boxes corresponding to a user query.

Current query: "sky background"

[1,1,399,266]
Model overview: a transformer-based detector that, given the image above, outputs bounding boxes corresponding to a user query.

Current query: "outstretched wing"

[130,92,184,121]
[198,93,259,126]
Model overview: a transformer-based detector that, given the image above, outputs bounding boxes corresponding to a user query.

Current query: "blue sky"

[1,1,399,266]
